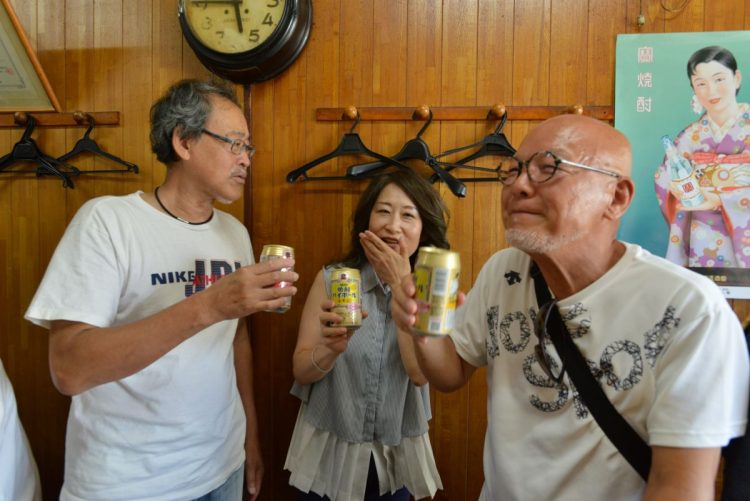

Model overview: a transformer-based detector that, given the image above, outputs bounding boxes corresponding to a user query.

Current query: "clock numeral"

[262,13,274,26]
[267,0,280,6]
[201,16,213,30]
[249,29,260,43]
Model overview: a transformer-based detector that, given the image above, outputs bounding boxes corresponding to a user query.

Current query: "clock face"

[184,0,288,54]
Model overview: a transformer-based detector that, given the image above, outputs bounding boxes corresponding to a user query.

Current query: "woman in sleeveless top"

[285,170,450,500]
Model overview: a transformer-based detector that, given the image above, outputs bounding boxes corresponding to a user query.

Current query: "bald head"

[521,114,632,178]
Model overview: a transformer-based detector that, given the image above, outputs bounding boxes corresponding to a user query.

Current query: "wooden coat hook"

[317,104,612,122]
[413,105,430,120]
[0,111,121,127]
[488,103,507,119]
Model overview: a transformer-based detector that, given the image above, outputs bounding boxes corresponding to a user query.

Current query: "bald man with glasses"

[391,114,749,501]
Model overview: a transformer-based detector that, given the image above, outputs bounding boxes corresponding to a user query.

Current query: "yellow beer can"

[413,246,460,336]
[259,244,294,313]
[330,267,362,330]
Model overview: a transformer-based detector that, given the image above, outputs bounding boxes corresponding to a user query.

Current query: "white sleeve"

[647,303,749,447]
[449,264,491,369]
[25,200,123,329]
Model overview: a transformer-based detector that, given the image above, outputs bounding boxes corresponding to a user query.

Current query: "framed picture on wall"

[615,31,750,298]
[0,0,60,112]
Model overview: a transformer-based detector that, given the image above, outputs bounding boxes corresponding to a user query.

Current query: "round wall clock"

[178,0,312,84]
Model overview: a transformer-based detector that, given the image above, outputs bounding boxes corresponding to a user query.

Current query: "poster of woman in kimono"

[616,32,750,298]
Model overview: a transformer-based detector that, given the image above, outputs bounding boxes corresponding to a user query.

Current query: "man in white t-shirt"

[0,359,41,501]
[391,114,750,500]
[25,79,298,501]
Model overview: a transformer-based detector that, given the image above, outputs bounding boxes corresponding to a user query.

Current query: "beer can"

[259,244,294,313]
[330,267,362,330]
[413,246,461,336]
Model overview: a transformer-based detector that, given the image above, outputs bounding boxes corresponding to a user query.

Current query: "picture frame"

[0,0,61,112]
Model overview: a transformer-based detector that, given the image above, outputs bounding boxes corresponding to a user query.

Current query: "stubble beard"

[505,227,584,254]
[504,181,611,254]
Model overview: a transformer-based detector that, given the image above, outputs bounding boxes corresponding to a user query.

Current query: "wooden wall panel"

[588,0,627,103]
[432,2,478,499]
[551,0,588,106]
[122,0,154,192]
[93,0,123,199]
[465,0,514,498]
[3,1,749,499]
[705,0,744,31]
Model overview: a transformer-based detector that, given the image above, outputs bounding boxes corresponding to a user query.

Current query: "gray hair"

[149,78,239,165]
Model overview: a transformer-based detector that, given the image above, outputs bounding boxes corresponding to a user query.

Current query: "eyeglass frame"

[201,128,256,157]
[533,299,566,384]
[498,150,621,185]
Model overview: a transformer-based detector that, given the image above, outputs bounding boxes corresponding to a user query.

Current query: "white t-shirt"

[450,243,749,501]
[25,192,253,501]
[0,360,41,501]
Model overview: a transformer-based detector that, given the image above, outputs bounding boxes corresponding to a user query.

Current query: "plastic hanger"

[347,109,467,197]
[0,116,79,188]
[430,111,516,183]
[57,114,139,173]
[286,110,414,183]
[348,109,435,177]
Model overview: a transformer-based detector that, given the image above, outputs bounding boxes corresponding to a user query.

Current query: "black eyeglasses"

[201,128,256,157]
[498,150,621,185]
[534,299,566,384]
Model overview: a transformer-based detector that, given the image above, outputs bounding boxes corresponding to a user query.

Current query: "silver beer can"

[259,244,294,313]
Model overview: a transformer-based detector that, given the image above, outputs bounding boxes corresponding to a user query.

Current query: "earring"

[691,94,704,114]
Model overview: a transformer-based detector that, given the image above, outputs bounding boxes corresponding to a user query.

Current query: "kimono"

[654,102,750,267]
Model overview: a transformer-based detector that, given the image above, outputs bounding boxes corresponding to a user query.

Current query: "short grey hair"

[149,78,239,165]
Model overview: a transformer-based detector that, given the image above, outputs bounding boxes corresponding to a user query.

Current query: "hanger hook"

[487,104,508,134]
[20,115,37,141]
[348,110,361,134]
[84,113,95,138]
[493,111,508,134]
[414,107,433,139]
[73,111,95,137]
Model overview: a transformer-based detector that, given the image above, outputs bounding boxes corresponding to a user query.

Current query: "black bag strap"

[530,263,652,481]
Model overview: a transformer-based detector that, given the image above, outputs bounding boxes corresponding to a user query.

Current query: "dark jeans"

[297,455,410,501]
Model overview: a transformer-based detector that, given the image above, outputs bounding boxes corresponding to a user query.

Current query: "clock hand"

[233,2,243,33]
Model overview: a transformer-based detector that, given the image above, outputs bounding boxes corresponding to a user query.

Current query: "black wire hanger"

[57,114,139,173]
[0,115,80,188]
[429,111,516,183]
[347,108,467,197]
[286,110,412,183]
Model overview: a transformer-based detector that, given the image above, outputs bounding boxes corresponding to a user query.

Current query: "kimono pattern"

[654,102,750,267]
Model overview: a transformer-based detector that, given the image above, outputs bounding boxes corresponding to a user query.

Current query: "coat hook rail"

[0,111,120,127]
[316,105,613,122]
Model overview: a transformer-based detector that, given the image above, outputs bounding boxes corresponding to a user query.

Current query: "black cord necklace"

[154,186,214,225]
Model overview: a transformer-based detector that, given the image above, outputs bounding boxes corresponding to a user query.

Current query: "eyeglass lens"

[499,152,559,185]
[230,141,255,157]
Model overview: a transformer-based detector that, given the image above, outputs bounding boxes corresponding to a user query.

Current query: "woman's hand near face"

[359,230,412,287]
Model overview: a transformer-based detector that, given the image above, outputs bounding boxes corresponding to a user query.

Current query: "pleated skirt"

[284,405,443,501]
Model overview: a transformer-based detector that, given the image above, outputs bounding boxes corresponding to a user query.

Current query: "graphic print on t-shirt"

[149,259,242,297]
[485,300,680,417]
